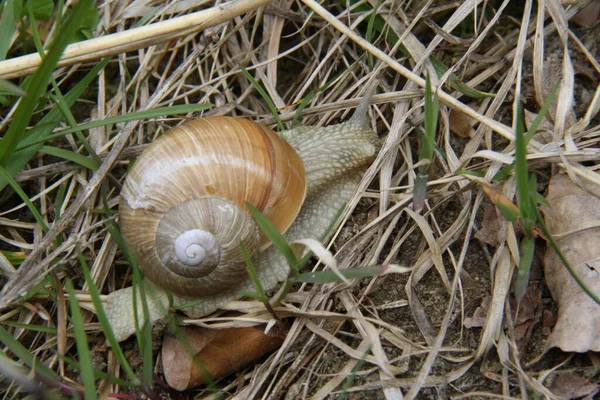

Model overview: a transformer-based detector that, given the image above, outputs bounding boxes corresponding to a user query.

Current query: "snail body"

[106,95,379,341]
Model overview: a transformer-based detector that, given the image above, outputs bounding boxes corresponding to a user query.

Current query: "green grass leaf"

[0,78,27,96]
[102,204,154,386]
[1,250,26,265]
[296,266,384,283]
[246,203,298,267]
[29,0,54,20]
[1,321,57,333]
[0,59,110,193]
[514,236,534,302]
[0,325,61,381]
[39,146,99,170]
[338,346,370,400]
[77,249,140,385]
[241,67,284,130]
[0,0,18,60]
[65,279,97,399]
[414,74,439,213]
[422,74,439,169]
[0,0,95,166]
[524,83,559,145]
[534,207,600,305]
[19,103,213,150]
[241,241,268,303]
[0,164,49,231]
[514,102,534,230]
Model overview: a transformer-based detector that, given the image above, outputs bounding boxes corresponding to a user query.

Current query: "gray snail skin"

[106,95,379,341]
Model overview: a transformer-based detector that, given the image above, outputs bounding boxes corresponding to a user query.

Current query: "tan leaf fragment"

[449,103,478,138]
[464,296,490,329]
[549,373,600,400]
[475,201,504,247]
[162,325,286,390]
[571,0,600,27]
[543,174,600,352]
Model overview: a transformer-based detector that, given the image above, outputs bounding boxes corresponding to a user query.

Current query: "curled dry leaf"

[543,174,600,352]
[162,325,286,391]
[481,182,520,222]
[449,102,478,138]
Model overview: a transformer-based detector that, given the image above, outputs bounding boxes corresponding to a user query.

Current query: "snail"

[105,91,380,341]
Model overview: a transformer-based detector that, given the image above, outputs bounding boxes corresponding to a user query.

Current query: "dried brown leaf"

[475,201,503,247]
[162,325,286,390]
[449,106,476,138]
[571,0,600,27]
[549,374,599,400]
[543,174,600,352]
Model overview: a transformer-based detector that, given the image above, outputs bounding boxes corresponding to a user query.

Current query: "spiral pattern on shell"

[119,117,307,297]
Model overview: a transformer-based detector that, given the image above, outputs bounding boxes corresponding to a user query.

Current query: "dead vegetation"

[1,0,600,398]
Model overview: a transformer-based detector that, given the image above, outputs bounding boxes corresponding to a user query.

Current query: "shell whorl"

[119,117,306,297]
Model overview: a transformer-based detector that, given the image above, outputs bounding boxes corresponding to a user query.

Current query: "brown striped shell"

[119,117,307,297]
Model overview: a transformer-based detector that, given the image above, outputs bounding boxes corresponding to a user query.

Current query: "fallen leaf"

[510,286,542,355]
[475,200,504,247]
[162,325,286,390]
[543,174,600,352]
[571,0,600,27]
[481,182,520,222]
[464,296,490,329]
[449,103,478,138]
[549,374,599,400]
[542,309,556,336]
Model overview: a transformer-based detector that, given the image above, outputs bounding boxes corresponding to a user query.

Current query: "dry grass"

[1,0,600,398]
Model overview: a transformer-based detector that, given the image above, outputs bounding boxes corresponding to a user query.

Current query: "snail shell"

[119,117,307,297]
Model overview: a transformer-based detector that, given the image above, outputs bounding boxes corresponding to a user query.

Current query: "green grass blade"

[242,67,284,130]
[39,146,99,170]
[365,0,383,70]
[422,74,439,171]
[65,279,97,399]
[49,82,100,162]
[0,0,18,60]
[29,0,54,21]
[27,1,44,55]
[77,250,140,385]
[106,219,154,386]
[291,90,316,128]
[414,74,438,213]
[513,102,533,228]
[0,58,110,192]
[534,207,600,305]
[0,78,27,96]
[1,249,26,265]
[337,346,369,400]
[246,203,298,267]
[19,103,213,150]
[514,236,534,302]
[297,266,383,283]
[0,325,61,381]
[0,0,94,166]
[241,241,267,302]
[59,354,131,386]
[1,321,57,333]
[0,165,49,231]
[524,83,559,144]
